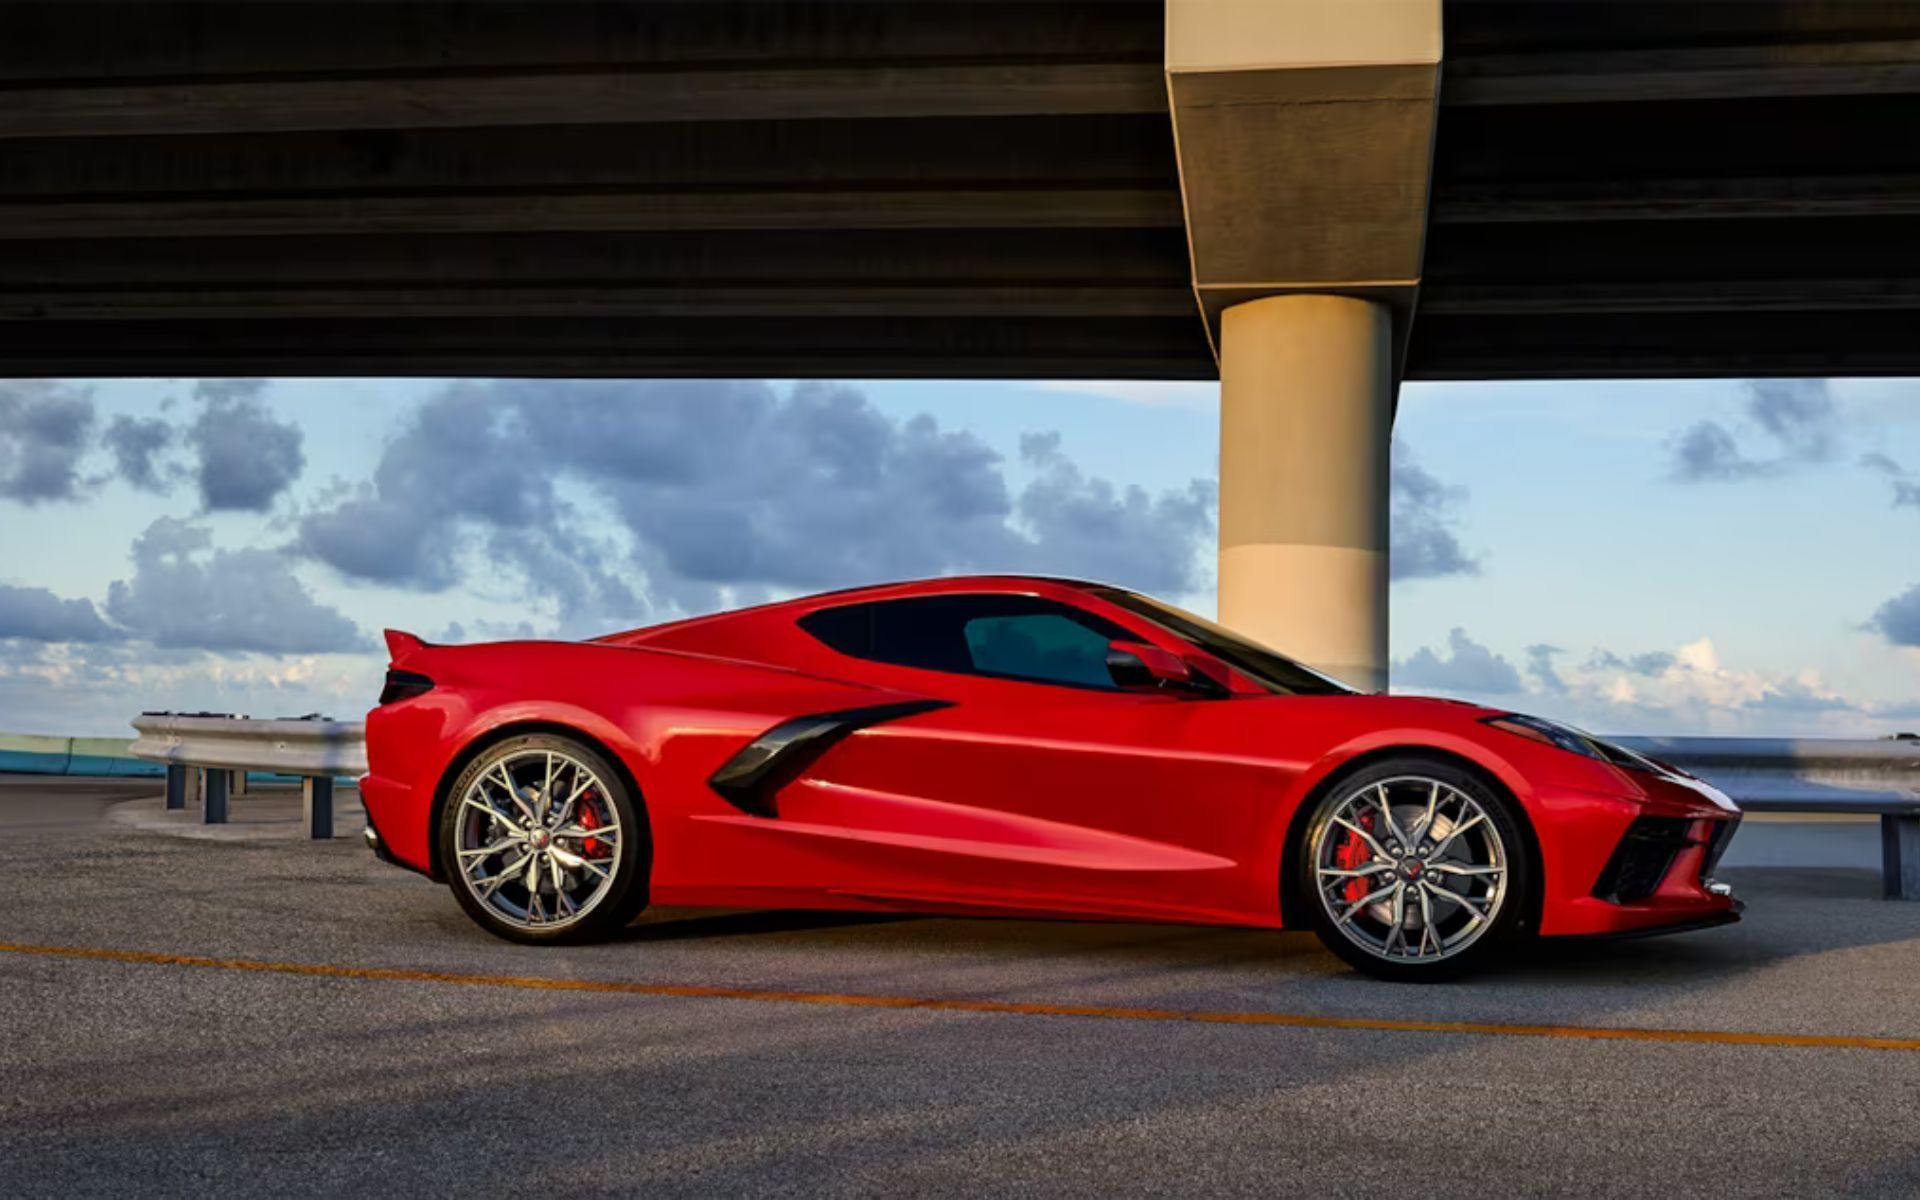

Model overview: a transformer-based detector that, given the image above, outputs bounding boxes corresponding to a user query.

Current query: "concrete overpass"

[5,0,1919,688]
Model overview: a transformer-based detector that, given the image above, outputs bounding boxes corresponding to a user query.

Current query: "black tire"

[438,733,650,945]
[1294,756,1535,982]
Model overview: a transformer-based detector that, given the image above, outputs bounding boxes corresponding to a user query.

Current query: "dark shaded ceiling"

[3,1,1918,379]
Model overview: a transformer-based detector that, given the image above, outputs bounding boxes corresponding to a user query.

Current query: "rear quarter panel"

[361,639,915,876]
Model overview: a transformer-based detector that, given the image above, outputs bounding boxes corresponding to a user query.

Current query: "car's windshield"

[1087,587,1357,697]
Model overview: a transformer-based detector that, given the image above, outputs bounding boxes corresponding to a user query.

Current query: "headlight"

[1482,713,1605,760]
[1482,713,1666,775]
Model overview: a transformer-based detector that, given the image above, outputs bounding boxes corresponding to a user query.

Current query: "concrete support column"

[1217,294,1391,692]
[1166,1,1437,690]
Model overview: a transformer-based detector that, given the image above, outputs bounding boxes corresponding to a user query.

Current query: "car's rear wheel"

[439,734,649,944]
[1297,757,1534,982]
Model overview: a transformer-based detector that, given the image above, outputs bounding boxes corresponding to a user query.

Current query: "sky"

[2,372,1919,738]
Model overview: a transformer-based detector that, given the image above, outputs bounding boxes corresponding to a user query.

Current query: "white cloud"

[1391,446,1479,581]
[0,382,94,503]
[106,517,365,654]
[1665,379,1840,483]
[295,379,1217,623]
[1393,629,1522,694]
[0,641,379,735]
[1394,630,1913,736]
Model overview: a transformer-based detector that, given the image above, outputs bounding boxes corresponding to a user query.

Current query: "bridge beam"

[0,63,1166,141]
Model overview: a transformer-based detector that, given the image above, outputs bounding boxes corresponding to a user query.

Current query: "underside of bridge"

[8,0,1920,690]
[5,0,1920,382]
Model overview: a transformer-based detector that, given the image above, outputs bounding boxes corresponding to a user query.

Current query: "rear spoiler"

[384,629,432,665]
[379,630,438,706]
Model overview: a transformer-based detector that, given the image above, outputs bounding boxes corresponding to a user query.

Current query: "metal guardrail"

[129,713,367,775]
[1614,737,1920,805]
[1614,737,1919,899]
[129,713,364,839]
[121,713,1919,893]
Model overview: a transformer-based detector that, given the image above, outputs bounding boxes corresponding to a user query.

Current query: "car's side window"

[797,594,1132,689]
[963,612,1116,688]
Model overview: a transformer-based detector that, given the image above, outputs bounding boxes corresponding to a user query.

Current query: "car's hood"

[1252,691,1507,722]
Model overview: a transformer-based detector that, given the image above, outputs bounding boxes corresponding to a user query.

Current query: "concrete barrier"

[0,732,166,778]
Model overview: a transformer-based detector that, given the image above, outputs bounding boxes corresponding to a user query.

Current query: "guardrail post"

[203,767,228,825]
[303,776,334,840]
[165,764,187,810]
[231,769,249,798]
[1885,815,1919,901]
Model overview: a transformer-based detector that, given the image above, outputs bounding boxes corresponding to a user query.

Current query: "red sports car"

[361,575,1742,980]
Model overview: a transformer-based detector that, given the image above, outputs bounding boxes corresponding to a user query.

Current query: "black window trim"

[1083,585,1355,697]
[795,591,1146,693]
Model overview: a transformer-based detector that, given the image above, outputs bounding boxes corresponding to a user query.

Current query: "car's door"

[760,592,1282,923]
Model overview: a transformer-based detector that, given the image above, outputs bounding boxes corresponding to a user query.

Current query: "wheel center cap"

[528,828,551,850]
[1401,858,1423,880]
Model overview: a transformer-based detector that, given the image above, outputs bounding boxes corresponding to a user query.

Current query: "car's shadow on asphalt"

[619,908,923,942]
[601,865,1915,1003]
[1399,865,1911,989]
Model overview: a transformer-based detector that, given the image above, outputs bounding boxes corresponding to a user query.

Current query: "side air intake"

[707,700,950,818]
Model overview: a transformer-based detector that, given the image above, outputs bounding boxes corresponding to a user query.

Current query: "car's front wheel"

[1297,757,1534,981]
[439,733,650,944]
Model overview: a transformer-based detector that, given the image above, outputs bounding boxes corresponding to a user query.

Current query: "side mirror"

[1106,640,1229,697]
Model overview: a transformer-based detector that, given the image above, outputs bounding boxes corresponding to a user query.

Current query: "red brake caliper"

[577,793,604,858]
[1334,811,1375,904]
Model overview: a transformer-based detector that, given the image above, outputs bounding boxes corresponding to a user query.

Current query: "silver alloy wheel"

[454,748,622,931]
[1312,775,1509,963]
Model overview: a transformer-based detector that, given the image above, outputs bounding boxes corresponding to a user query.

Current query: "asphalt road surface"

[2,774,1917,1198]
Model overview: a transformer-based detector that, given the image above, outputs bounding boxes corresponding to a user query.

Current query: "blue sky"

[3,373,1918,737]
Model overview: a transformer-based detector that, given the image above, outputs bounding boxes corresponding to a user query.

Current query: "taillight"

[379,669,434,705]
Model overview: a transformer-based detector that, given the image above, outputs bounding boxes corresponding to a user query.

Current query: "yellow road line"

[4,938,1916,1052]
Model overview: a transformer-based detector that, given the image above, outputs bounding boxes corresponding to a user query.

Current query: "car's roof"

[787,573,1114,602]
